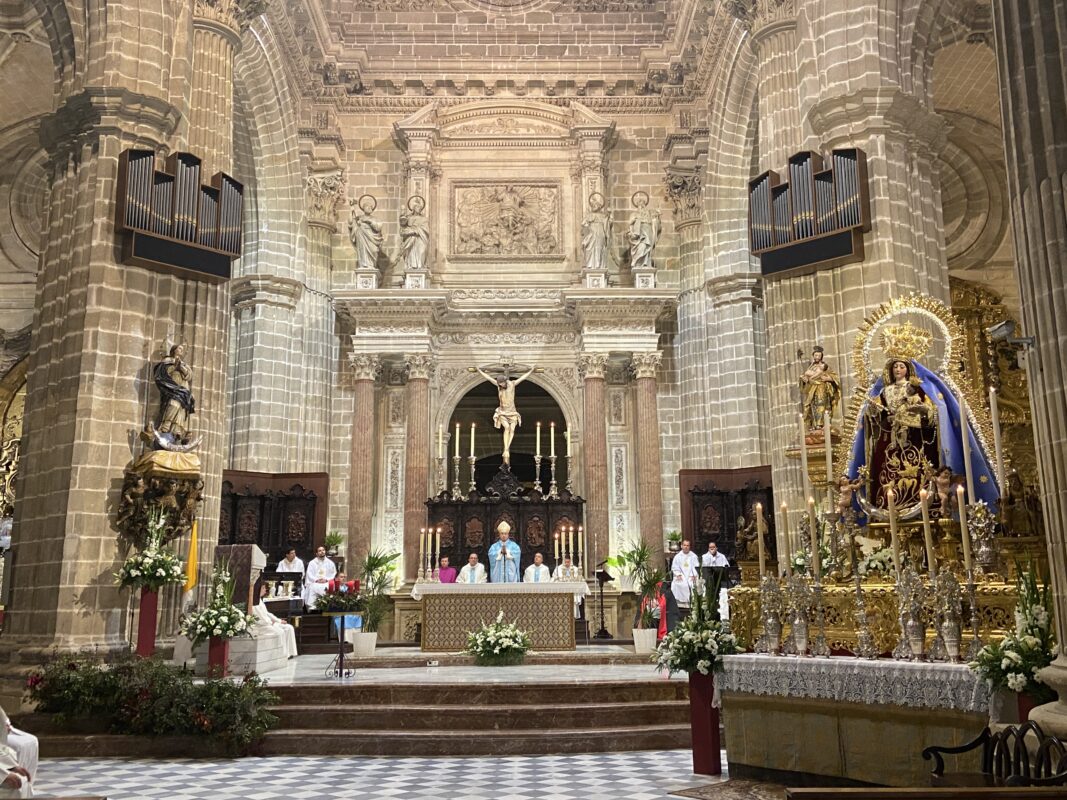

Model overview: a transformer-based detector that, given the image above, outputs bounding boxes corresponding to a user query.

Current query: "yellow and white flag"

[182,519,198,605]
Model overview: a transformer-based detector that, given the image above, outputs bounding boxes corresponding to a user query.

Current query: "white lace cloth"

[718,654,991,714]
[410,581,589,602]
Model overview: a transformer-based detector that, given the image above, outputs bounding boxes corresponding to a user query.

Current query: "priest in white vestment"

[277,547,305,574]
[302,545,337,609]
[254,585,299,658]
[488,522,520,583]
[701,542,731,620]
[552,556,584,618]
[458,553,488,584]
[523,552,550,583]
[670,539,700,608]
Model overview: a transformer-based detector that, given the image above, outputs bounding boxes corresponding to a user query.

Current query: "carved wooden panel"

[219,471,329,563]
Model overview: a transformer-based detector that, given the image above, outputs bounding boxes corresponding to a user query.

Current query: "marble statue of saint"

[153,344,196,445]
[627,191,661,270]
[474,363,536,466]
[348,194,384,271]
[581,192,611,272]
[799,346,841,439]
[398,195,429,272]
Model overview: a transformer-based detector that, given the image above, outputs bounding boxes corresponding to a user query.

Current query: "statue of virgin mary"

[846,323,999,518]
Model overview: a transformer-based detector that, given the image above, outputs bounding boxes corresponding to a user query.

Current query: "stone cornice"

[705,272,763,308]
[231,275,304,310]
[806,88,947,154]
[38,88,182,158]
[564,288,677,325]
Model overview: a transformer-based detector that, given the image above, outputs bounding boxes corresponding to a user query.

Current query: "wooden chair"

[922,720,1067,787]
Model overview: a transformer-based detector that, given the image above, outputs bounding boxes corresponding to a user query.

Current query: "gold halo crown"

[881,323,932,362]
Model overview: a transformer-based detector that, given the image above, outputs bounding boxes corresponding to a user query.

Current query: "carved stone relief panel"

[608,390,626,426]
[450,182,563,260]
[611,445,628,507]
[385,515,403,556]
[388,391,405,427]
[386,448,403,511]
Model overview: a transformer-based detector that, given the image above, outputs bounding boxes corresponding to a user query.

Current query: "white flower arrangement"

[466,611,531,665]
[655,591,738,676]
[116,509,186,591]
[179,565,255,647]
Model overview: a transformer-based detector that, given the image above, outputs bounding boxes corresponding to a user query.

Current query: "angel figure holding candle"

[845,313,1000,519]
[799,346,841,443]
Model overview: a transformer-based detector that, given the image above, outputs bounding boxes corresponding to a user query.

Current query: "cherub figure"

[836,475,862,518]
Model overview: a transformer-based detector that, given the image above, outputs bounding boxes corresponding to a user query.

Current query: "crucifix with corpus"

[470,355,541,466]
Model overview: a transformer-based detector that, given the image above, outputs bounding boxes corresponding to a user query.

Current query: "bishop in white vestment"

[302,546,337,608]
[670,540,700,608]
[458,553,488,584]
[523,553,550,583]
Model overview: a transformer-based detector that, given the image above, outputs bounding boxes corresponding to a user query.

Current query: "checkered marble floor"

[37,750,723,800]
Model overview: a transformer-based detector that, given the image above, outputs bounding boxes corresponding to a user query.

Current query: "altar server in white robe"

[488,522,521,583]
[552,556,584,618]
[302,545,337,609]
[0,707,34,791]
[458,552,488,584]
[277,547,304,574]
[523,552,551,583]
[670,539,700,608]
[254,584,299,658]
[701,542,731,620]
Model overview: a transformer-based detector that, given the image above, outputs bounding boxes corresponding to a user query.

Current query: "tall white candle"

[780,501,790,576]
[958,485,972,573]
[470,423,476,458]
[755,502,766,578]
[577,525,584,560]
[566,429,571,457]
[554,532,560,561]
[887,488,902,580]
[960,397,976,501]
[536,421,542,456]
[568,527,575,559]
[807,496,819,579]
[989,387,1006,491]
[823,411,833,481]
[550,422,556,457]
[920,489,936,579]
[798,413,811,493]
[455,422,461,458]
[435,527,441,561]
[420,528,426,569]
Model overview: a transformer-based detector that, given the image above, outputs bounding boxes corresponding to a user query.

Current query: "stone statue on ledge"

[398,195,430,273]
[349,194,384,273]
[799,346,841,443]
[627,190,660,271]
[581,192,611,272]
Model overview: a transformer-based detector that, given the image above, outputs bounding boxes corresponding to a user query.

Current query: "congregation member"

[670,539,700,611]
[437,556,457,583]
[276,547,304,574]
[488,522,520,583]
[253,583,298,659]
[639,583,668,642]
[457,552,487,584]
[522,552,550,583]
[302,545,336,609]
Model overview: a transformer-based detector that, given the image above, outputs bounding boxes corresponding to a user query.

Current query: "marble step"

[340,651,649,668]
[259,723,693,757]
[272,700,688,731]
[269,681,688,707]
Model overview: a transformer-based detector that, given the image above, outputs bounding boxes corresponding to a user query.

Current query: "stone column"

[989,0,1067,735]
[347,354,380,573]
[402,353,435,581]
[632,352,665,566]
[578,353,609,566]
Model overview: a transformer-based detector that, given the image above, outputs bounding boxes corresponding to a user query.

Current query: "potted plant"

[352,548,400,657]
[633,567,665,654]
[606,539,653,593]
[116,508,186,658]
[666,530,682,553]
[970,565,1056,721]
[466,612,531,666]
[324,530,344,557]
[179,563,255,677]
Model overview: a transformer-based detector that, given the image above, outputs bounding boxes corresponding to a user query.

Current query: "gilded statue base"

[116,452,203,548]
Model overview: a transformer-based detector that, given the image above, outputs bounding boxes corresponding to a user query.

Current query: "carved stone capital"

[577,352,609,381]
[630,350,662,380]
[664,168,704,229]
[194,0,266,37]
[403,352,437,381]
[305,169,347,228]
[349,353,382,382]
[726,0,796,37]
[230,275,303,311]
[807,88,947,155]
[38,88,181,160]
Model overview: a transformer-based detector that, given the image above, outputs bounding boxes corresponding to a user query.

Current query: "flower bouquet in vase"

[179,563,255,677]
[116,508,186,657]
[466,612,531,666]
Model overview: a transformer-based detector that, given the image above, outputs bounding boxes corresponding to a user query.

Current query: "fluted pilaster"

[347,355,381,572]
[402,353,435,580]
[578,353,609,566]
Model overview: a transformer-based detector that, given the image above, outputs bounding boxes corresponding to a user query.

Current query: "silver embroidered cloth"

[718,653,991,714]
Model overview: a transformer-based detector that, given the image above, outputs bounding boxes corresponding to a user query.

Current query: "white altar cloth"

[718,654,991,714]
[411,581,588,602]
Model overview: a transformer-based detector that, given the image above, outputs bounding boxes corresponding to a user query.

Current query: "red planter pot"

[688,671,722,776]
[208,636,230,678]
[1017,692,1040,723]
[135,589,159,658]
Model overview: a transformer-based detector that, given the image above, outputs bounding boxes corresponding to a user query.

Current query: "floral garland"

[466,611,531,666]
[969,567,1056,701]
[116,509,185,591]
[179,565,254,647]
[789,542,836,579]
[315,581,364,613]
[655,591,738,676]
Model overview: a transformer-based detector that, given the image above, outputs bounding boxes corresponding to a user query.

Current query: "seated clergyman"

[302,545,336,609]
[457,553,487,584]
[277,547,304,574]
[552,556,580,581]
[523,552,550,583]
[253,582,298,659]
[438,555,457,584]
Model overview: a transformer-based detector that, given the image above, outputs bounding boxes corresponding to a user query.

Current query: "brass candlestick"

[451,455,464,500]
[533,454,543,493]
[467,455,477,495]
[547,455,559,499]
[565,453,574,493]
